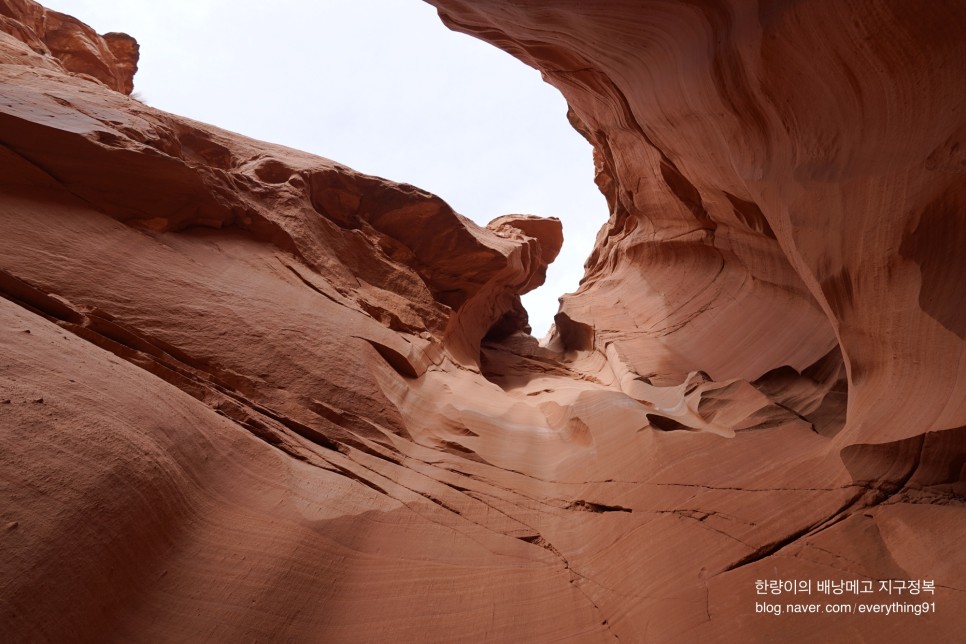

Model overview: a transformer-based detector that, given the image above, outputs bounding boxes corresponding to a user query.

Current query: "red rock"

[0,0,963,642]
[0,0,137,93]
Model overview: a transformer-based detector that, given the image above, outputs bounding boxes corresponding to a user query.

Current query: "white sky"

[42,0,607,337]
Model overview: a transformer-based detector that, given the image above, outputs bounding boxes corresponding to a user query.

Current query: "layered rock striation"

[1,0,964,641]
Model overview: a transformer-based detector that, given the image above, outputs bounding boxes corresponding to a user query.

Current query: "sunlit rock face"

[1,0,964,641]
[429,0,966,443]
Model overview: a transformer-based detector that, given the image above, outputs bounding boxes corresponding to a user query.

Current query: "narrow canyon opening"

[40,0,607,339]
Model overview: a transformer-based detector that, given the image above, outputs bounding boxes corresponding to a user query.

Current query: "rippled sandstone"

[1,0,963,641]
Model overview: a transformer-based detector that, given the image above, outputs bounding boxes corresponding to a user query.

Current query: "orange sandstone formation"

[1,0,963,641]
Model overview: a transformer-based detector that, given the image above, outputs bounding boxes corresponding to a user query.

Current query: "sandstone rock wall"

[1,0,963,641]
[0,0,137,93]
[428,0,966,449]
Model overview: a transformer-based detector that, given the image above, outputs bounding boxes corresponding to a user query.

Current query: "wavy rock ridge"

[1,0,964,641]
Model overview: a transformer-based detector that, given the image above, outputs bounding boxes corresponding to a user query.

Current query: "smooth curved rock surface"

[428,0,966,445]
[1,0,964,642]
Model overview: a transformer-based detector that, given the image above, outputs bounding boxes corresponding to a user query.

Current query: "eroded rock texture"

[1,0,964,641]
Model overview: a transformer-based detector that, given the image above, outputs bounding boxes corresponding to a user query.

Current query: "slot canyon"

[1,0,964,641]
